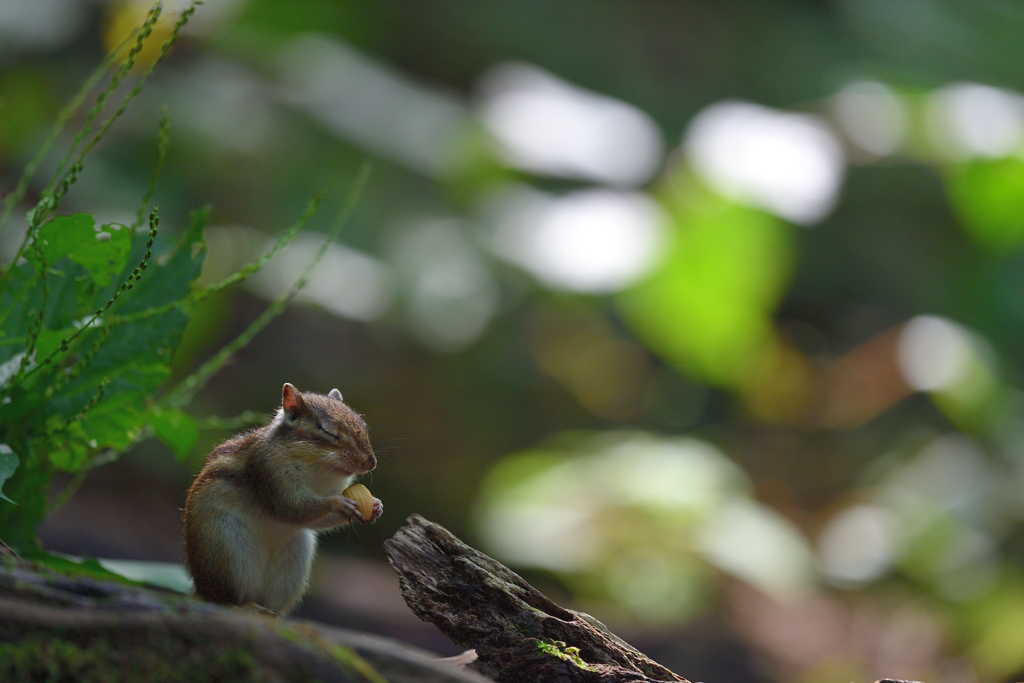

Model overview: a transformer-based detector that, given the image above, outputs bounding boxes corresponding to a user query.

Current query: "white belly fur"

[219,502,318,612]
[256,518,316,612]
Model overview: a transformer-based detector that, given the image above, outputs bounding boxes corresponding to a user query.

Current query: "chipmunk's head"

[278,382,376,475]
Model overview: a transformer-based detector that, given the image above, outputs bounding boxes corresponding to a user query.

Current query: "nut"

[342,483,374,522]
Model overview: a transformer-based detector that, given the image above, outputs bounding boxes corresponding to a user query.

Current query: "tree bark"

[383,514,691,683]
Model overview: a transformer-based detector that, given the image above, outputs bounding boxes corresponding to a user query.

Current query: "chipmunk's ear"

[328,388,343,402]
[282,383,306,419]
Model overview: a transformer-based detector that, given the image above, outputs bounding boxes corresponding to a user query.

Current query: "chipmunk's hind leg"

[262,529,316,614]
[186,500,262,607]
[217,513,265,604]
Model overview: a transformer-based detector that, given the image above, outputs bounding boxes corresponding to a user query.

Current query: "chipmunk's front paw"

[370,497,383,522]
[338,496,365,523]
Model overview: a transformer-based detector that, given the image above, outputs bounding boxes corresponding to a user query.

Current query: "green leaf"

[39,259,89,331]
[76,387,151,452]
[27,551,143,586]
[947,157,1024,250]
[50,215,209,425]
[0,257,91,366]
[98,558,193,593]
[115,207,207,316]
[0,264,39,357]
[34,214,132,288]
[34,327,70,363]
[148,406,198,460]
[24,553,194,593]
[45,421,91,472]
[0,444,18,504]
[617,188,794,386]
[32,213,93,265]
[41,388,153,472]
[0,446,49,553]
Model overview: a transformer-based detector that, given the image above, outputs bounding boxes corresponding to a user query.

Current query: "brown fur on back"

[183,431,261,605]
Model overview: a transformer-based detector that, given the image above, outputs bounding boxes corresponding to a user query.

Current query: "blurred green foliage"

[475,432,813,622]
[7,0,1024,680]
[619,178,795,389]
[948,157,1024,249]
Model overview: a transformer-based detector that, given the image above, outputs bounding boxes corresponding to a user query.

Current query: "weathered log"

[0,544,493,683]
[383,514,691,683]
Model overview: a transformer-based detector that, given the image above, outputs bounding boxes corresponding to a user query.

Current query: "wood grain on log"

[383,514,691,683]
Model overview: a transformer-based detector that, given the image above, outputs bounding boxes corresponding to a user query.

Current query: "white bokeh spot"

[833,80,906,156]
[489,187,666,293]
[685,101,845,225]
[897,315,973,392]
[928,82,1024,160]
[478,63,664,187]
[818,504,896,585]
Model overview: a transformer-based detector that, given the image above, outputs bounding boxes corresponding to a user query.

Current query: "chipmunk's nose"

[358,450,376,473]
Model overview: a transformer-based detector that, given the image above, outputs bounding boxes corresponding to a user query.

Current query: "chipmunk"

[183,383,382,614]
